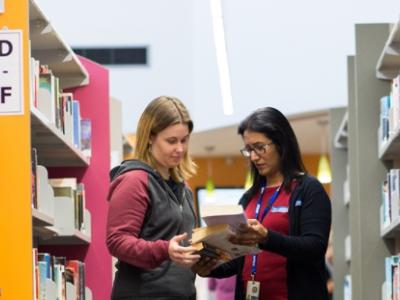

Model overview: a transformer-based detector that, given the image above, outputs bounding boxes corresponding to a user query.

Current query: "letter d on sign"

[0,30,23,115]
[0,40,13,56]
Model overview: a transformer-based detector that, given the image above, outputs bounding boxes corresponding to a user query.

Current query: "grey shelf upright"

[346,23,392,300]
[330,106,349,300]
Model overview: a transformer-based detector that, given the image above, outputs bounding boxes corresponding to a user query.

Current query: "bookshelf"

[330,106,349,300]
[0,1,112,299]
[42,56,112,300]
[29,0,88,89]
[31,106,89,167]
[376,21,400,80]
[375,20,400,300]
[331,23,393,300]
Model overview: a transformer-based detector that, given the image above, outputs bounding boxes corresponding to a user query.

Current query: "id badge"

[246,280,260,300]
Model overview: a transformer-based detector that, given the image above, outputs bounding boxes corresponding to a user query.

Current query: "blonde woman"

[107,96,200,300]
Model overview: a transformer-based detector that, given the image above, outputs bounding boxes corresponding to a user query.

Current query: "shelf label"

[0,30,24,115]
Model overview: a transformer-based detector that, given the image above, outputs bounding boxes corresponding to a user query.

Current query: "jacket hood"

[109,159,158,181]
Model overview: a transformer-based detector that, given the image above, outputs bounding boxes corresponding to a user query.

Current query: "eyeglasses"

[240,142,273,158]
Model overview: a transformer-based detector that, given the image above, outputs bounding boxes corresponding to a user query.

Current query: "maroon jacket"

[106,160,197,299]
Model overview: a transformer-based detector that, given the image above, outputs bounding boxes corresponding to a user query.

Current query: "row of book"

[383,255,400,300]
[30,57,92,158]
[379,75,400,145]
[31,147,87,233]
[344,274,352,300]
[380,169,400,230]
[33,249,86,300]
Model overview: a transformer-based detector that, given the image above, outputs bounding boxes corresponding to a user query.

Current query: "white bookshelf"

[31,106,89,167]
[343,24,393,300]
[376,19,400,80]
[380,216,400,239]
[376,18,400,300]
[29,0,89,89]
[334,111,348,149]
[38,196,91,245]
[39,229,91,245]
[378,126,400,160]
[32,208,54,227]
[330,106,350,300]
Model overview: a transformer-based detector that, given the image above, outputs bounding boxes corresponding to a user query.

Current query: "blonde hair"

[134,96,197,181]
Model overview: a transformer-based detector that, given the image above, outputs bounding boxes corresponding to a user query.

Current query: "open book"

[191,204,260,262]
[200,204,248,231]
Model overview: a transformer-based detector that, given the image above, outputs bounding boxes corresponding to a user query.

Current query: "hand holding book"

[191,255,220,277]
[191,204,261,263]
[229,219,268,246]
[168,232,201,268]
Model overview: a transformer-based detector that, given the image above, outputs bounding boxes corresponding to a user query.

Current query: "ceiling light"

[210,0,233,116]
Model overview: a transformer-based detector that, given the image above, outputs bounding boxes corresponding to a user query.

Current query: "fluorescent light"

[210,0,233,115]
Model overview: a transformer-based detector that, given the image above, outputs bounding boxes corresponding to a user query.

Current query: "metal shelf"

[376,21,400,80]
[31,106,89,167]
[29,0,89,89]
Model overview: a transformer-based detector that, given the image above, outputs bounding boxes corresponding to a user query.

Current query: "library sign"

[0,30,24,115]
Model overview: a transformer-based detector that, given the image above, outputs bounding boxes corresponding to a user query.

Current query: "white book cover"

[392,76,400,132]
[38,73,56,125]
[390,169,400,222]
[200,204,247,231]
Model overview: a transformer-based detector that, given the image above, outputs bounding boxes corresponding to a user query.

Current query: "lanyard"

[251,182,282,277]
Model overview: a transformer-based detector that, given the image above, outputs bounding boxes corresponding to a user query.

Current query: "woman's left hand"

[229,219,268,246]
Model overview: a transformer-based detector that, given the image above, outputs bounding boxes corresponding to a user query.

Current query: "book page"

[200,204,247,230]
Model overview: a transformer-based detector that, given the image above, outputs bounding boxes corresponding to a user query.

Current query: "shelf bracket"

[29,19,52,36]
[31,49,72,65]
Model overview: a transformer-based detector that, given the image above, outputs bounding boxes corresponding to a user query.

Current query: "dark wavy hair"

[238,107,306,195]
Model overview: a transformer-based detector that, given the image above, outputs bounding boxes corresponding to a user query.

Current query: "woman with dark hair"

[193,107,332,300]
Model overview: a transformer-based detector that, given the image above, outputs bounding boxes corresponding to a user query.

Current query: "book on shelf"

[33,249,39,300]
[343,274,352,300]
[391,76,400,134]
[72,99,81,149]
[66,260,86,300]
[38,67,56,125]
[191,204,260,263]
[30,57,40,109]
[75,183,86,232]
[381,178,391,229]
[53,256,67,300]
[379,95,390,144]
[31,147,38,209]
[33,249,85,300]
[80,118,92,159]
[59,92,74,142]
[49,177,86,231]
[390,169,400,223]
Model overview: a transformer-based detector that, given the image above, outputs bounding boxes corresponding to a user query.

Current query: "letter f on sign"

[1,87,11,103]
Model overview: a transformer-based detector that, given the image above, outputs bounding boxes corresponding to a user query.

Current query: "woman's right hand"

[191,256,219,277]
[168,233,201,268]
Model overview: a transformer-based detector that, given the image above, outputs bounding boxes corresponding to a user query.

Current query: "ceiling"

[34,0,400,134]
[190,109,331,157]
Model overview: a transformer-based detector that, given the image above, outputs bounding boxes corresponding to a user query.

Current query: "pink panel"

[44,56,112,300]
[75,56,112,300]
